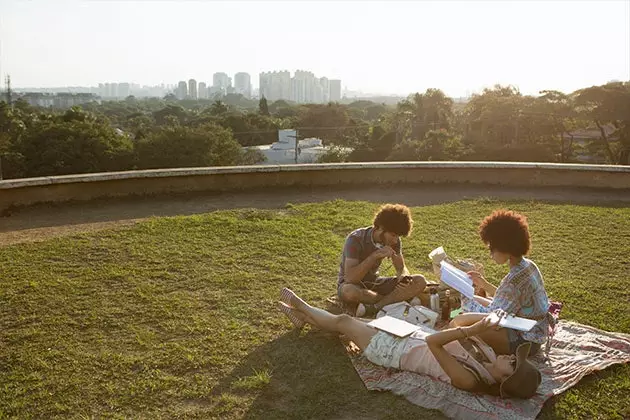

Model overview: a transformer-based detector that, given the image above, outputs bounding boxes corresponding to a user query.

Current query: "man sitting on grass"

[337,203,426,317]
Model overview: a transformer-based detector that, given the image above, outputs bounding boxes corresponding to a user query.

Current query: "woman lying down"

[278,287,541,399]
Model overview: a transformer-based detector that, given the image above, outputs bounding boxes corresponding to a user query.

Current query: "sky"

[1,0,629,97]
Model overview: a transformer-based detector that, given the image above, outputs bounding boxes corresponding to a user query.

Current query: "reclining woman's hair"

[373,204,413,236]
[479,210,531,257]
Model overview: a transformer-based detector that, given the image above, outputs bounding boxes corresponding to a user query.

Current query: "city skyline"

[8,69,345,98]
[13,69,345,103]
[1,1,629,97]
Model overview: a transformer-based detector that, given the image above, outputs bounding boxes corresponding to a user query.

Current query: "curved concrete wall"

[1,162,629,212]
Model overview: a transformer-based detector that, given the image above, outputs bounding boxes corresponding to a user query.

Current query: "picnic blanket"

[343,321,630,420]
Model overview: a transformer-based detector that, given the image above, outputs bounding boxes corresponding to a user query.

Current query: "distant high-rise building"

[188,79,197,100]
[258,70,342,103]
[319,77,330,103]
[290,73,306,103]
[103,82,118,98]
[291,70,320,103]
[259,70,291,101]
[259,73,270,100]
[234,72,251,98]
[177,81,187,100]
[329,79,341,102]
[198,82,207,99]
[213,72,231,91]
[118,83,130,99]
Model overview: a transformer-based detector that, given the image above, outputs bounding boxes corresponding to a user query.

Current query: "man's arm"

[391,253,410,278]
[344,256,376,284]
[391,238,409,279]
[344,246,394,284]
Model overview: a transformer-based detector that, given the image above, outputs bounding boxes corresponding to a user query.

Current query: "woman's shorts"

[362,330,409,369]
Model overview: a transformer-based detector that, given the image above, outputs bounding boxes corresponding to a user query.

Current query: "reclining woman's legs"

[281,289,378,350]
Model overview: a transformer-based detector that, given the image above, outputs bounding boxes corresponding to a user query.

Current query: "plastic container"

[429,287,440,313]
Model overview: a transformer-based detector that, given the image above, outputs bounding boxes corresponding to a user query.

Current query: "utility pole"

[285,130,301,164]
[293,129,300,164]
[0,76,9,180]
[5,75,12,107]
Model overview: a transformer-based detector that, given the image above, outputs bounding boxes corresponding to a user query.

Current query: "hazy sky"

[1,0,629,97]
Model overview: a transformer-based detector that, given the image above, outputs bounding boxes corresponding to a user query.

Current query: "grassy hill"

[1,199,628,419]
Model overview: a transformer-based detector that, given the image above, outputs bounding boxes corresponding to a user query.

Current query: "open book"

[488,311,538,332]
[440,261,475,299]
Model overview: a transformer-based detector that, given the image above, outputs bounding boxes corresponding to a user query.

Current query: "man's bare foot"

[355,303,379,318]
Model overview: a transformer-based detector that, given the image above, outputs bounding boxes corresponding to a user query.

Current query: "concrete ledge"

[1,162,629,212]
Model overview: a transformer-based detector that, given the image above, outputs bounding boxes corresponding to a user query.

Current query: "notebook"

[488,311,538,332]
[368,315,419,338]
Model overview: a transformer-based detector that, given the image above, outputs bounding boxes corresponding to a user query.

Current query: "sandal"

[277,301,305,330]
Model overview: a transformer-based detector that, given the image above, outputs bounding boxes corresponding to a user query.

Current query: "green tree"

[398,89,454,141]
[317,145,351,163]
[153,104,188,126]
[135,123,260,169]
[573,82,630,164]
[297,103,351,145]
[218,113,280,147]
[15,107,133,177]
[259,96,270,116]
[462,85,523,147]
[209,100,229,116]
[533,90,584,162]
[387,129,464,161]
[269,100,298,118]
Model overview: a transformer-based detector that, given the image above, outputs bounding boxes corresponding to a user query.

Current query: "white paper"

[428,246,446,263]
[440,260,475,298]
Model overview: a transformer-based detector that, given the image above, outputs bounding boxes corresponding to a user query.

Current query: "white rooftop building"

[250,129,341,164]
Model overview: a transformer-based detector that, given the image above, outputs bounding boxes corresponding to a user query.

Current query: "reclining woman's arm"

[426,315,498,391]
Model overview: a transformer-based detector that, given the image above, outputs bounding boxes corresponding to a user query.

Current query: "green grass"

[1,199,629,419]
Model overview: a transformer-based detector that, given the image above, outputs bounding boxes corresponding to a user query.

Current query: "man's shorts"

[507,328,542,356]
[338,276,400,298]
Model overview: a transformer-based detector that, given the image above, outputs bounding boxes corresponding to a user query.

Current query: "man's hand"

[372,246,395,260]
[395,275,413,290]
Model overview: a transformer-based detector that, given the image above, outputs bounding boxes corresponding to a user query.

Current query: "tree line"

[0,82,628,179]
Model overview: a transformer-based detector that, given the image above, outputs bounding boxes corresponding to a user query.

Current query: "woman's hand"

[468,311,504,335]
[468,271,488,291]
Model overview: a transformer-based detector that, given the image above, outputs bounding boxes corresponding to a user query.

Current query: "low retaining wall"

[1,162,629,212]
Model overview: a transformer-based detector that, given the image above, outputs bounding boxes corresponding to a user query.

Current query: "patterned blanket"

[344,321,630,420]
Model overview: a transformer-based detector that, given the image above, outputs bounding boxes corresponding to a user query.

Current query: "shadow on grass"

[210,328,446,419]
[211,326,630,419]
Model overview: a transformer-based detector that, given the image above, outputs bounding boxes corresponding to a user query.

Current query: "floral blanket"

[344,321,630,419]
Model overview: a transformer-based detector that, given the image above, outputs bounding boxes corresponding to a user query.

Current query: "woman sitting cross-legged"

[461,210,554,356]
[278,288,542,399]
